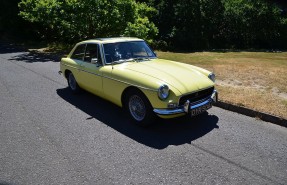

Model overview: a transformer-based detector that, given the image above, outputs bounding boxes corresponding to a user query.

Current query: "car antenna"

[111,58,114,69]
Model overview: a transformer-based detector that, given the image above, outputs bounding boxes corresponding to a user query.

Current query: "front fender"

[101,64,181,109]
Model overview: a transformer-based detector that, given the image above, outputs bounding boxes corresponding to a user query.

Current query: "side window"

[84,44,102,65]
[71,44,86,60]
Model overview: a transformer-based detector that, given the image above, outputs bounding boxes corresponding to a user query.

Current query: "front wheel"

[125,90,156,126]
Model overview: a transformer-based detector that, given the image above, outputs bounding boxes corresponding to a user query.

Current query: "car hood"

[122,58,214,95]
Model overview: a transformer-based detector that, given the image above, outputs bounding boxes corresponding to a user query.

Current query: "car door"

[78,43,103,96]
[69,44,86,86]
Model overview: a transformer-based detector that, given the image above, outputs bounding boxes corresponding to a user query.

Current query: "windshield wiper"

[112,58,136,65]
[112,59,126,65]
[133,57,150,62]
[112,58,150,65]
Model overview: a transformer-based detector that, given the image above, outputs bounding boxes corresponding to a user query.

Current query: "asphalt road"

[0,43,287,185]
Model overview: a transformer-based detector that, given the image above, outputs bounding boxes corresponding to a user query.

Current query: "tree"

[150,0,287,50]
[0,0,39,40]
[19,0,158,43]
[150,0,225,50]
[8,0,287,50]
[223,0,285,49]
[124,2,158,44]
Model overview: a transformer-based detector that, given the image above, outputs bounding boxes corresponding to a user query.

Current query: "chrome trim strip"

[61,63,157,92]
[190,99,212,109]
[61,63,78,70]
[177,85,214,105]
[80,69,102,77]
[154,90,217,116]
[102,75,157,92]
[179,85,214,98]
[153,107,185,115]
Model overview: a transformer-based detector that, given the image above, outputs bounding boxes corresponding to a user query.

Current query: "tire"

[67,72,81,93]
[125,89,156,126]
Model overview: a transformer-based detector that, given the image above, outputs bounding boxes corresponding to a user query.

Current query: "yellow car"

[59,37,218,126]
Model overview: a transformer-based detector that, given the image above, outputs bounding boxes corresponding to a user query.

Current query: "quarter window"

[84,44,102,65]
[71,44,86,60]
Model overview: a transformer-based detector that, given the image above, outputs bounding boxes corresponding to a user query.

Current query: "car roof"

[78,37,143,44]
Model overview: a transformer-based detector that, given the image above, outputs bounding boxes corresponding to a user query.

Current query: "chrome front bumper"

[153,90,218,116]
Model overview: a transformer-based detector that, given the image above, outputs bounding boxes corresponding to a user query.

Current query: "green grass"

[157,51,287,119]
[157,51,287,66]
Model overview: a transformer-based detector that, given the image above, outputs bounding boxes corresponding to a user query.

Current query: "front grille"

[179,87,214,106]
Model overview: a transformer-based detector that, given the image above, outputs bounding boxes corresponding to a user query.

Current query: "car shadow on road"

[57,88,219,149]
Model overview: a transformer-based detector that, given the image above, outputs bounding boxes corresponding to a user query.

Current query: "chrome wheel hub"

[128,95,146,121]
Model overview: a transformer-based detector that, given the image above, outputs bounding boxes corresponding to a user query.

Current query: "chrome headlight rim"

[208,73,216,82]
[158,84,169,100]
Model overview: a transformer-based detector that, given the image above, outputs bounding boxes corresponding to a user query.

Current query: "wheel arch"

[121,86,152,109]
[121,86,157,126]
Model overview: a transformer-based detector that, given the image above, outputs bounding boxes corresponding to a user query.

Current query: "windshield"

[103,41,156,64]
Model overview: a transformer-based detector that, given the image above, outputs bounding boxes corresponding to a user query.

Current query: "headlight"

[208,73,216,82]
[158,84,169,100]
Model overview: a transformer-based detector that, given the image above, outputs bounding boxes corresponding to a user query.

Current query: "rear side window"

[84,44,102,65]
[71,44,86,60]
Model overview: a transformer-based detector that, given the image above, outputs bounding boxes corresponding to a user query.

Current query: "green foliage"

[124,17,158,44]
[150,0,287,50]
[124,2,158,44]
[223,0,283,48]
[0,0,20,33]
[2,0,286,50]
[149,0,226,50]
[19,0,158,42]
[0,0,39,40]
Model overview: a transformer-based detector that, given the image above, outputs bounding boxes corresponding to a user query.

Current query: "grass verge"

[157,51,287,119]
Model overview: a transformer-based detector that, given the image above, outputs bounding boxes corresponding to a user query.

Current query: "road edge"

[214,101,287,128]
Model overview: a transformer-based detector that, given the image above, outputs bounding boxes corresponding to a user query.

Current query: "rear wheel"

[67,72,81,93]
[125,89,156,126]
